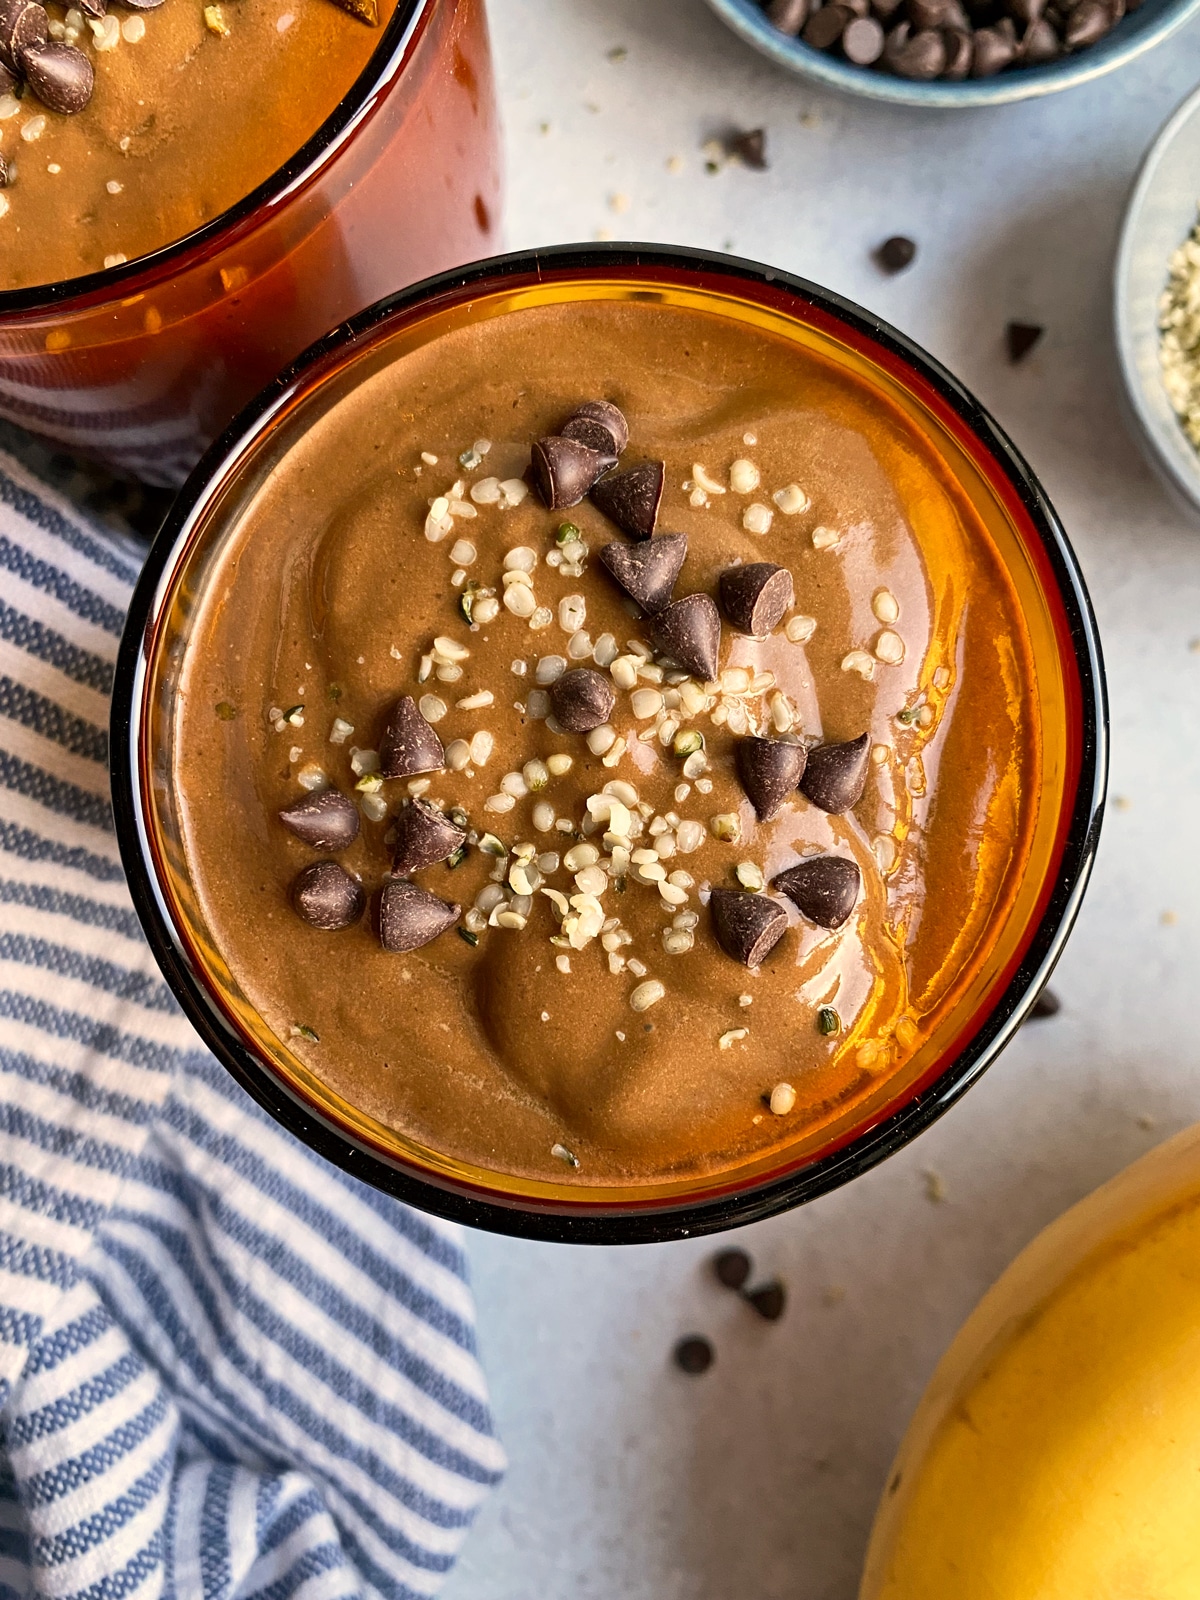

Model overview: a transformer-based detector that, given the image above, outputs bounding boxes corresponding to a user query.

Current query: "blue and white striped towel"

[0,449,505,1600]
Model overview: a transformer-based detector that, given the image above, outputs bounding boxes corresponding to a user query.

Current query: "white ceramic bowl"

[1116,83,1200,517]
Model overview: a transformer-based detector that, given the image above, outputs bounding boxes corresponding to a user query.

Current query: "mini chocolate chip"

[726,127,767,170]
[798,733,870,814]
[391,796,467,876]
[1021,16,1059,57]
[713,1247,752,1290]
[718,562,794,637]
[744,1280,787,1321]
[941,27,973,75]
[598,533,687,614]
[1007,0,1044,20]
[0,0,46,69]
[1028,987,1061,1019]
[561,399,629,455]
[885,22,948,75]
[590,459,664,540]
[279,788,360,851]
[736,737,807,822]
[118,0,167,9]
[970,21,1016,70]
[78,0,103,15]
[1062,0,1111,42]
[379,695,445,780]
[1006,321,1044,363]
[0,59,15,96]
[773,855,862,930]
[709,888,789,970]
[549,667,616,734]
[0,152,7,187]
[530,435,615,510]
[650,593,721,682]
[378,879,460,952]
[872,0,906,18]
[291,861,365,931]
[766,0,808,32]
[20,39,93,113]
[876,233,915,272]
[673,1335,714,1374]
[877,235,917,273]
[804,2,851,44]
[843,14,886,58]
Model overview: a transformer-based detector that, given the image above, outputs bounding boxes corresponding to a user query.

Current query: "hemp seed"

[841,650,876,681]
[630,688,664,719]
[675,821,705,853]
[769,1081,797,1114]
[729,458,760,493]
[535,655,567,685]
[772,484,810,515]
[630,979,665,1011]
[874,631,905,666]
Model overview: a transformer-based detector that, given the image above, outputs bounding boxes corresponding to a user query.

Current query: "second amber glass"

[0,0,499,485]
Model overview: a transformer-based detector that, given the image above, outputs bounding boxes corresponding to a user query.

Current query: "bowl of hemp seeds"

[1117,83,1200,518]
[706,0,1200,106]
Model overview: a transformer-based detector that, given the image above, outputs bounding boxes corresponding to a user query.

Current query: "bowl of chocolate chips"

[707,0,1200,104]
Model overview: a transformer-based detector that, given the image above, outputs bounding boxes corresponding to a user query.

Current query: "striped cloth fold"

[0,449,504,1600]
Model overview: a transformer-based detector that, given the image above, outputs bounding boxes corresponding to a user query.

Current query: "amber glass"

[0,0,499,486]
[112,246,1107,1242]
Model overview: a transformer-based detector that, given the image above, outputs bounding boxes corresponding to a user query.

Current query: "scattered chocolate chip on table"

[714,1248,754,1290]
[1006,321,1045,363]
[674,1335,715,1374]
[744,1280,788,1321]
[876,235,918,273]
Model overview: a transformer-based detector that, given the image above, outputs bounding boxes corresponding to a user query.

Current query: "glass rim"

[0,0,433,320]
[110,242,1109,1244]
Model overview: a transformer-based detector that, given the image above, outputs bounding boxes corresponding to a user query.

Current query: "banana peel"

[861,1122,1200,1599]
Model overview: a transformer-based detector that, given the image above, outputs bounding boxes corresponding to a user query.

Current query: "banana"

[861,1122,1200,1599]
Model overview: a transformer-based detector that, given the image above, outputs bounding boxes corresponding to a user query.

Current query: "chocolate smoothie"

[0,0,394,290]
[171,296,1039,1186]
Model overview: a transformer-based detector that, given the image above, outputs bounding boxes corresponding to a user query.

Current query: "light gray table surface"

[447,7,1200,1598]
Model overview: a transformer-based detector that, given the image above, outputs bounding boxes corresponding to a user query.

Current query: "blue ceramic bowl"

[706,0,1200,107]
